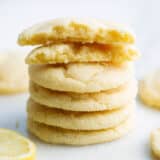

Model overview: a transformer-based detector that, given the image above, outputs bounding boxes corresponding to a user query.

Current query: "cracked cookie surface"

[29,62,134,93]
[26,43,139,65]
[18,18,135,45]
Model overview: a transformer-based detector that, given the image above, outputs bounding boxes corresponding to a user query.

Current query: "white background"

[0,0,160,159]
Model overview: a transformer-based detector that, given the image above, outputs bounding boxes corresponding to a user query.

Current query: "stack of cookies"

[18,18,139,145]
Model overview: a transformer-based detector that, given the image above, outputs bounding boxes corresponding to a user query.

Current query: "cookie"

[18,18,135,45]
[0,50,28,94]
[27,98,133,130]
[26,43,139,65]
[151,129,160,158]
[30,80,137,111]
[139,70,160,108]
[29,62,134,93]
[27,117,133,145]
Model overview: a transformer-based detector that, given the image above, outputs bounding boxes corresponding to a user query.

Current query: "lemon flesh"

[0,128,36,160]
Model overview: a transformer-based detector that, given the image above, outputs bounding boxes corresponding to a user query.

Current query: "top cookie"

[18,18,135,45]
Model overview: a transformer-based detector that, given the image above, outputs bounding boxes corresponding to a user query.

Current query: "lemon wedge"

[0,128,36,160]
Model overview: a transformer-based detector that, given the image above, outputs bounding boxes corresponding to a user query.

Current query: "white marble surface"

[0,0,160,159]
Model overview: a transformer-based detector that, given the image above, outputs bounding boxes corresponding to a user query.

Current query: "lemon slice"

[151,129,160,158]
[0,128,36,160]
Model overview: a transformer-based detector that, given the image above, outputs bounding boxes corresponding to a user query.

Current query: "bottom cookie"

[27,117,133,146]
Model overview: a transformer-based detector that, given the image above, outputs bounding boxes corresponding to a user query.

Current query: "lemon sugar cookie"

[0,128,36,160]
[29,62,134,93]
[26,43,139,65]
[27,98,133,130]
[30,80,137,111]
[28,117,133,145]
[0,51,28,94]
[139,70,160,108]
[18,18,135,45]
